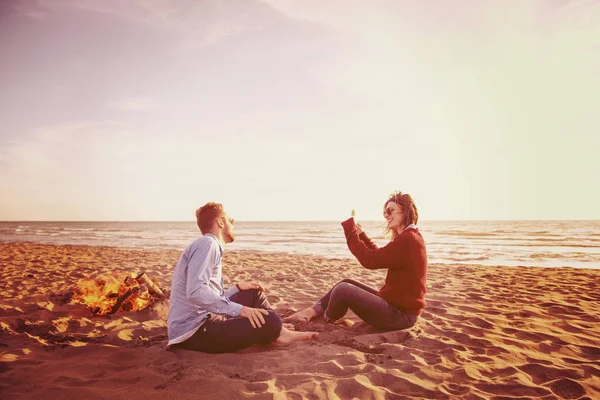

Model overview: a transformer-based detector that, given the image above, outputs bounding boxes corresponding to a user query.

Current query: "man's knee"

[248,288,267,300]
[264,310,282,330]
[256,310,282,344]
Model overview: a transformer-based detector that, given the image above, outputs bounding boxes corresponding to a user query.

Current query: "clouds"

[1,121,129,179]
[108,97,158,111]
[0,120,195,220]
[0,1,599,220]
[12,0,289,48]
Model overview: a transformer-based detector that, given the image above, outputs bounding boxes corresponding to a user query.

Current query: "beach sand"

[1,242,599,399]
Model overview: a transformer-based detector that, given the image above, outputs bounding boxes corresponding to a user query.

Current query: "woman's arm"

[358,229,379,251]
[341,218,407,269]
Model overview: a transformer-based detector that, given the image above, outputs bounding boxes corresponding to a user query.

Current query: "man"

[167,202,317,353]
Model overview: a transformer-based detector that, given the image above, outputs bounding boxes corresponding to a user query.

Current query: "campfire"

[73,272,166,316]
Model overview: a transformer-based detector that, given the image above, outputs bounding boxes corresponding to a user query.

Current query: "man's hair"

[196,202,224,234]
[385,191,419,237]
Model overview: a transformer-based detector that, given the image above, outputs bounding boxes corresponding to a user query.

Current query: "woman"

[287,192,427,330]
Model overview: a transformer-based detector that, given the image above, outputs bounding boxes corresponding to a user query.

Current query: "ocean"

[1,220,599,269]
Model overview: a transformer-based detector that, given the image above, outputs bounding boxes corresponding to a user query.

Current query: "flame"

[73,272,157,315]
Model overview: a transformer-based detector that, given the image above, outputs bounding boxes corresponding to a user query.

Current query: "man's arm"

[223,284,240,298]
[185,241,243,317]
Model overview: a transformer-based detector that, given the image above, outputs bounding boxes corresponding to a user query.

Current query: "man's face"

[220,213,235,243]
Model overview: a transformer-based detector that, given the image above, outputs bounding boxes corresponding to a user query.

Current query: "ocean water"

[1,220,599,269]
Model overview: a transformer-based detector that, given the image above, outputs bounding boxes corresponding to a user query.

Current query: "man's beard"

[224,231,235,243]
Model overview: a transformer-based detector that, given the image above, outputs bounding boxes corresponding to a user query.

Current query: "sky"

[0,0,599,221]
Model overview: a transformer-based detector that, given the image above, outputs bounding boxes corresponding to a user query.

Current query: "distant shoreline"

[1,220,599,269]
[2,219,600,223]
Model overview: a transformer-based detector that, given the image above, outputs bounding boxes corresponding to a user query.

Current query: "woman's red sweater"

[341,218,428,315]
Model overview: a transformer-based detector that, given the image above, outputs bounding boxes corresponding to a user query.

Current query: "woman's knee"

[331,279,360,295]
[331,282,354,297]
[325,284,354,321]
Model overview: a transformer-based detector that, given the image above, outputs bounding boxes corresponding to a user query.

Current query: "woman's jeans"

[174,289,282,353]
[313,279,418,331]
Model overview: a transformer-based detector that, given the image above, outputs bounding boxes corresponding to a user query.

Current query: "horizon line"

[1,219,599,223]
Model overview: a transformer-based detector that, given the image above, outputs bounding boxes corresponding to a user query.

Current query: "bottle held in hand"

[351,209,363,234]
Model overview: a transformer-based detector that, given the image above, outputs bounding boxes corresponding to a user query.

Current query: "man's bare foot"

[275,327,318,345]
[284,307,317,323]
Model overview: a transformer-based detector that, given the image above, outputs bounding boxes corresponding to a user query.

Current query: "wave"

[114,235,147,240]
[528,252,600,261]
[250,238,341,244]
[446,250,489,256]
[435,231,501,237]
[433,232,578,240]
[431,240,600,249]
[443,255,489,262]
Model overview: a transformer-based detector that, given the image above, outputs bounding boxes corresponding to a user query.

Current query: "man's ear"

[216,217,224,229]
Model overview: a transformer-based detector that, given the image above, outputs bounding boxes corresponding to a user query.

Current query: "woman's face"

[383,201,405,231]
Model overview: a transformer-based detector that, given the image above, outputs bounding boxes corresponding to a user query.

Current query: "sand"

[0,242,599,399]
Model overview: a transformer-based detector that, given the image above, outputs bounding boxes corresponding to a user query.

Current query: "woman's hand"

[356,223,364,234]
[351,209,363,234]
[236,281,264,291]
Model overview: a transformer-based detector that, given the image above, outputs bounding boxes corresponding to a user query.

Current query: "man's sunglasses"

[220,216,235,225]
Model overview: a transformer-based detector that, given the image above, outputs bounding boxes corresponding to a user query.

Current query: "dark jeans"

[313,279,418,331]
[175,289,282,353]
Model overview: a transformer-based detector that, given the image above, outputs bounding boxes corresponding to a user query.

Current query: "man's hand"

[240,306,269,328]
[237,281,264,291]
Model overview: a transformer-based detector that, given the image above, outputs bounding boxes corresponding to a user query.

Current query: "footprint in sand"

[548,378,586,399]
[117,329,134,341]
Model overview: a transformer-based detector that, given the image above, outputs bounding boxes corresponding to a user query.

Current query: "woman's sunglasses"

[384,191,403,217]
[383,207,397,217]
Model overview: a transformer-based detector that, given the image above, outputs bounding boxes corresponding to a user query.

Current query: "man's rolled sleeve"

[224,285,240,298]
[226,302,243,317]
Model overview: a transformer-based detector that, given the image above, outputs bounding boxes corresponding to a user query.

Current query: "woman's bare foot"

[275,326,318,345]
[284,307,317,323]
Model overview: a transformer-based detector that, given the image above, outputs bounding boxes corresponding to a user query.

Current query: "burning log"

[73,271,166,316]
[135,272,165,298]
[107,286,139,315]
